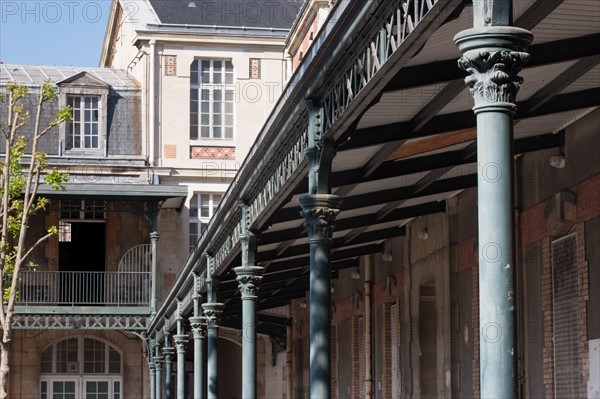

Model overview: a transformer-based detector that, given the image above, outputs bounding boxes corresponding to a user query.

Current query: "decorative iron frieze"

[10,314,148,330]
[321,0,441,133]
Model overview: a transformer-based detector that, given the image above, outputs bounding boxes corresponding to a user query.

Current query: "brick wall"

[44,209,60,271]
[105,208,121,272]
[519,175,598,398]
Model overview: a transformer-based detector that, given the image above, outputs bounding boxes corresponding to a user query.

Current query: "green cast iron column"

[174,314,189,399]
[150,231,159,311]
[189,316,206,399]
[154,346,164,399]
[454,1,532,396]
[234,265,264,399]
[234,203,264,399]
[299,194,342,399]
[202,260,223,399]
[163,340,174,399]
[301,101,341,399]
[149,360,156,399]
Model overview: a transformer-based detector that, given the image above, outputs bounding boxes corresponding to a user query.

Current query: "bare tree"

[0,82,70,397]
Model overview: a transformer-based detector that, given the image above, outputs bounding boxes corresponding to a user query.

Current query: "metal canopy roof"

[37,183,188,208]
[152,0,600,336]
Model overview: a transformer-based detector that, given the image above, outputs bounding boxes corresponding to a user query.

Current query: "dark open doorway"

[419,283,437,398]
[59,222,106,304]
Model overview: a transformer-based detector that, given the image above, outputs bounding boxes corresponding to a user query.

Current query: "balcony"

[17,270,150,307]
[12,245,153,329]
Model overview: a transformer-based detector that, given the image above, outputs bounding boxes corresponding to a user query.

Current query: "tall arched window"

[40,336,122,399]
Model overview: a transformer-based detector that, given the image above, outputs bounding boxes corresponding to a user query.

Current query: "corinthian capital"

[173,334,189,354]
[234,266,264,299]
[189,316,207,339]
[299,194,342,240]
[454,26,533,108]
[458,50,529,105]
[201,302,224,327]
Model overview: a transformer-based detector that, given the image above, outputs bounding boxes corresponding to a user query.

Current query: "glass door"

[84,380,109,399]
[40,380,78,399]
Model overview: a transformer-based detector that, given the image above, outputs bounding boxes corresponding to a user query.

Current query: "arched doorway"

[40,336,123,398]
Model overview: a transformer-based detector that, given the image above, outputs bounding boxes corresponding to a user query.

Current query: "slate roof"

[0,64,139,89]
[148,0,304,29]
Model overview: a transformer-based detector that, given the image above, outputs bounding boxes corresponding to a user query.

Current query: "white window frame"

[66,95,100,150]
[40,377,122,399]
[40,336,123,398]
[189,193,222,251]
[190,59,235,141]
[58,86,109,156]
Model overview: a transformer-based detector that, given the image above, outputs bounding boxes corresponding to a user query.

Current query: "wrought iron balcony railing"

[17,270,150,307]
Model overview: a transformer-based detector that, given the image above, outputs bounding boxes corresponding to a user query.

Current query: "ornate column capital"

[298,194,343,241]
[150,231,160,241]
[454,27,533,109]
[162,346,175,363]
[154,356,164,371]
[148,361,156,372]
[173,335,189,354]
[202,302,224,327]
[234,266,264,299]
[189,316,207,339]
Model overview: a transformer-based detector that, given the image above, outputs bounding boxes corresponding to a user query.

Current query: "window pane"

[84,338,105,374]
[225,127,234,139]
[191,60,234,139]
[213,194,222,208]
[41,347,53,373]
[213,90,222,102]
[109,347,121,373]
[57,338,78,373]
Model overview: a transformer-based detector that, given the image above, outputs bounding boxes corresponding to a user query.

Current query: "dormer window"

[57,72,109,156]
[67,95,100,149]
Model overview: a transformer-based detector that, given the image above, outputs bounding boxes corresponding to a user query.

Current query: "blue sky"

[0,0,112,67]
